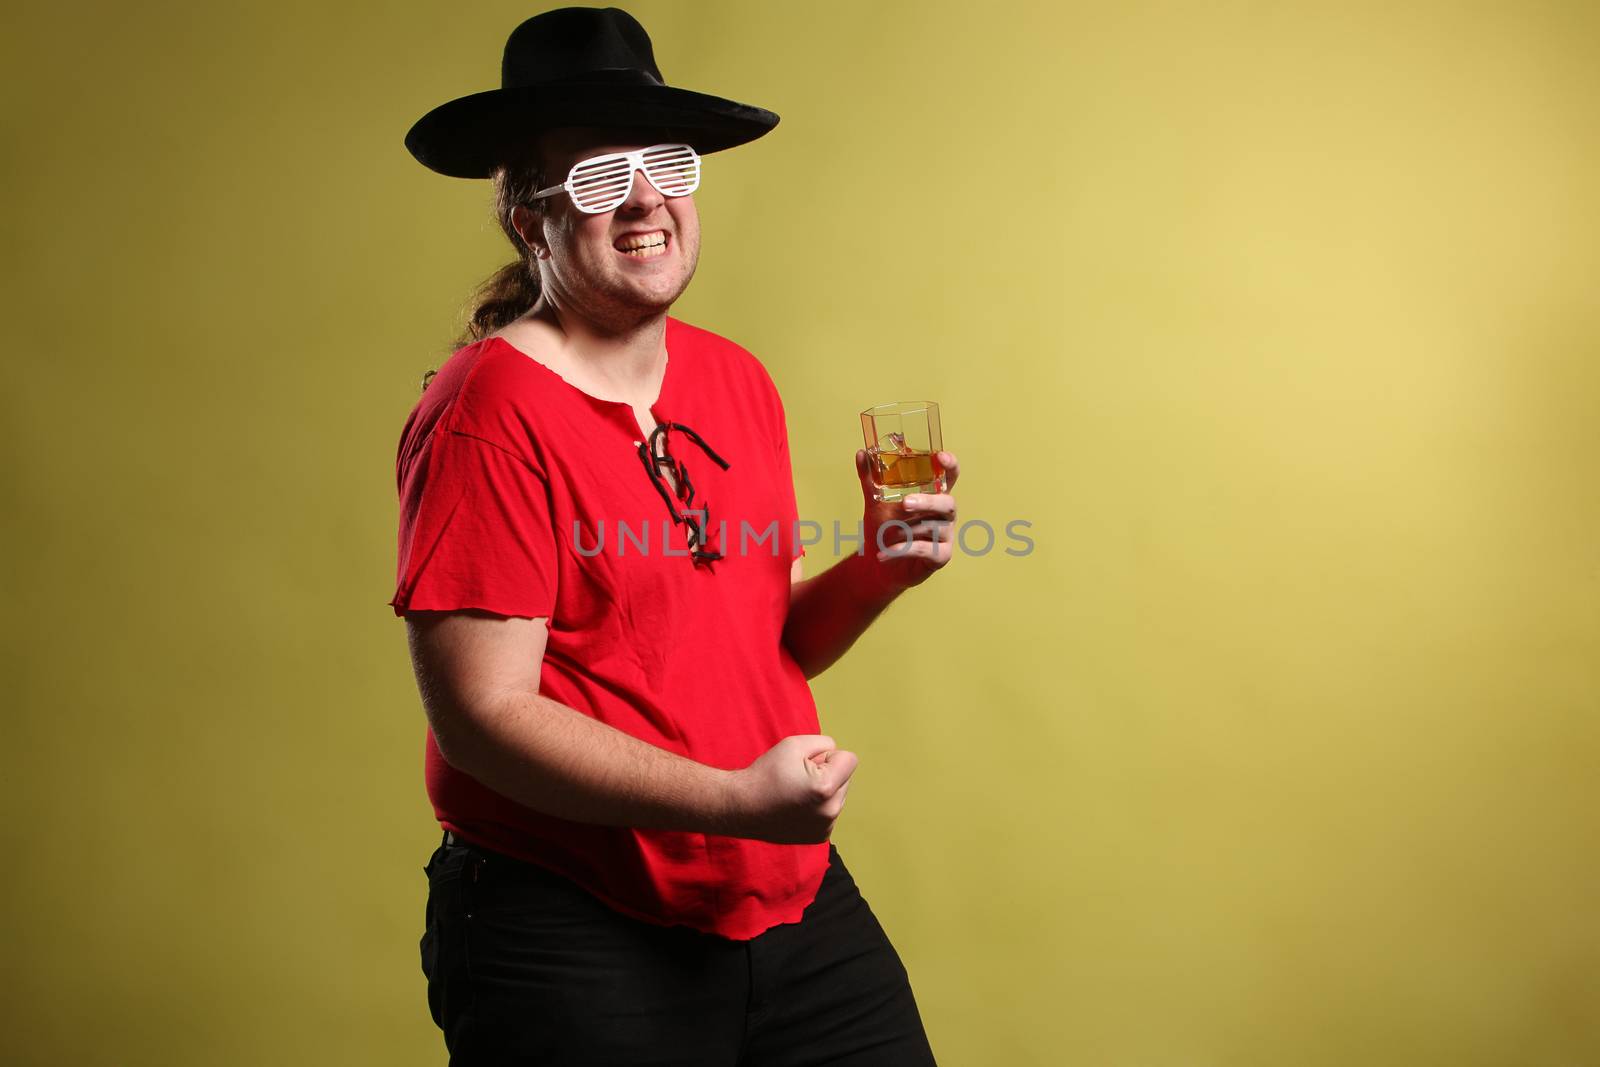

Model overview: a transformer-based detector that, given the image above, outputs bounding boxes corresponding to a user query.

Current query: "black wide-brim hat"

[405,6,779,179]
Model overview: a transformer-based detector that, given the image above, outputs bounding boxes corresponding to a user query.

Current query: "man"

[392,8,960,1064]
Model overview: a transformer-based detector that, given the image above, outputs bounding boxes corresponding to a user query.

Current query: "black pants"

[421,834,938,1066]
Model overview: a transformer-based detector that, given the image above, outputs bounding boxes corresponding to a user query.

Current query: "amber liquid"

[868,448,943,501]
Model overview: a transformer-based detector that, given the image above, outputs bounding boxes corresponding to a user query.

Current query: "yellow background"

[6,1,1598,1064]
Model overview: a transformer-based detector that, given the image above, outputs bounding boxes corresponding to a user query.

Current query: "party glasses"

[530,143,701,214]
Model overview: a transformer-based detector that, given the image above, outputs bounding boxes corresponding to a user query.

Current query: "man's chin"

[620,270,696,314]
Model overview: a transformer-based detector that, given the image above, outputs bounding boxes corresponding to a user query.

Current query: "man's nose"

[619,163,666,213]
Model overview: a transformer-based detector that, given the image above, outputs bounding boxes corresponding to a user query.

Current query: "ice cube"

[876,431,910,454]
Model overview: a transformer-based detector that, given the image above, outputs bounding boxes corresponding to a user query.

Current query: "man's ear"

[511,204,549,259]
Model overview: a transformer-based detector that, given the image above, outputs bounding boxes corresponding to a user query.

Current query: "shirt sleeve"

[389,427,559,619]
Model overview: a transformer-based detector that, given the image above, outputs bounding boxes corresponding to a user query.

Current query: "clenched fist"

[724,734,858,844]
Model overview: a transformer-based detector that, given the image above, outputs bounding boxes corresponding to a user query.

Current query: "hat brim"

[405,83,780,179]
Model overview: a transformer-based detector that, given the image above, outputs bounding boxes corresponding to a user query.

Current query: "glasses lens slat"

[570,155,630,177]
[571,167,630,185]
[572,177,632,194]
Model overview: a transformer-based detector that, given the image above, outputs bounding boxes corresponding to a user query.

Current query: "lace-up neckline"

[636,420,730,567]
[483,331,730,569]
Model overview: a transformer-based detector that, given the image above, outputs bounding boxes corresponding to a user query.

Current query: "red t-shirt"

[389,316,827,940]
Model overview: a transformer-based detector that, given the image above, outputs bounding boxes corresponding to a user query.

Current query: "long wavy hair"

[421,126,691,392]
[421,145,547,392]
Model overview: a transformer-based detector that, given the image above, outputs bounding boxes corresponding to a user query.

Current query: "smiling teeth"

[617,233,667,256]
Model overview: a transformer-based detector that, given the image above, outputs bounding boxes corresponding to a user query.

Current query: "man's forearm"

[435,691,741,835]
[782,552,900,679]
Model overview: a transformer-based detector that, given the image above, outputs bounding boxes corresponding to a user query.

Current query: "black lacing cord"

[635,420,731,567]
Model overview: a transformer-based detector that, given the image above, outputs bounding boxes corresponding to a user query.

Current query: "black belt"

[444,829,503,854]
[440,830,581,891]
